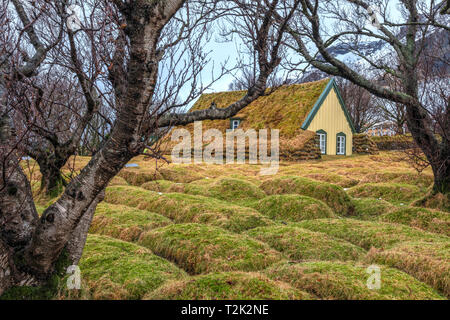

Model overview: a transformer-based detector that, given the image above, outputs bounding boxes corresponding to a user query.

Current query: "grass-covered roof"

[188,78,330,138]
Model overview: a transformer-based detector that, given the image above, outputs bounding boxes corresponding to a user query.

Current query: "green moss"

[379,207,450,236]
[367,240,450,297]
[79,235,187,300]
[265,262,444,300]
[294,219,447,250]
[251,194,336,222]
[138,223,283,275]
[260,176,354,215]
[348,183,422,204]
[352,198,397,220]
[89,203,173,242]
[145,272,312,300]
[104,186,274,233]
[1,249,72,300]
[245,225,365,262]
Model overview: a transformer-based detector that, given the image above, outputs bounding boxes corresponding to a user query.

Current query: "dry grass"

[145,272,311,300]
[265,262,444,300]
[245,225,365,262]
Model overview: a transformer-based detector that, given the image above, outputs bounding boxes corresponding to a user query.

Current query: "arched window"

[336,132,346,155]
[316,130,327,155]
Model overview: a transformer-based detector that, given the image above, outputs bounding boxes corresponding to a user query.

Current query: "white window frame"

[232,119,240,130]
[337,135,346,155]
[318,133,326,155]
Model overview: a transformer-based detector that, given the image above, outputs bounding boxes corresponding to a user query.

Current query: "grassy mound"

[252,195,335,222]
[141,180,178,192]
[79,235,187,300]
[348,183,422,204]
[145,272,311,300]
[380,207,450,236]
[118,169,163,186]
[89,203,172,242]
[245,226,365,262]
[302,172,359,188]
[412,192,450,212]
[360,171,433,188]
[260,176,354,215]
[104,186,273,233]
[203,178,266,203]
[294,219,446,250]
[265,262,444,300]
[367,241,450,297]
[138,223,283,275]
[108,176,129,186]
[158,166,204,183]
[352,198,397,220]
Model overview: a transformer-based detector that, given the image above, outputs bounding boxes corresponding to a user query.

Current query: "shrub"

[294,219,446,250]
[104,186,273,233]
[265,262,444,300]
[260,176,354,215]
[367,241,450,297]
[89,203,172,242]
[348,183,422,204]
[379,207,450,236]
[245,226,365,261]
[138,223,283,275]
[145,272,311,300]
[252,195,335,222]
[79,235,187,300]
[352,198,397,220]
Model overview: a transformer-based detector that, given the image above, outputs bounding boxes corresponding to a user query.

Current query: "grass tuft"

[245,225,365,262]
[138,223,283,275]
[79,235,187,300]
[145,272,311,300]
[260,176,354,215]
[251,195,336,222]
[265,261,444,300]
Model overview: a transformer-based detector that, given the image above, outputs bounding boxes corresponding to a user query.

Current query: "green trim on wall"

[301,78,357,134]
[316,129,327,155]
[336,132,347,155]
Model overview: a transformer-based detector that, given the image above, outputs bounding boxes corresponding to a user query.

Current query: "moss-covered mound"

[138,224,283,275]
[89,203,172,242]
[260,176,354,215]
[79,235,187,300]
[118,169,163,186]
[104,186,273,233]
[204,178,266,203]
[158,166,204,183]
[265,262,444,300]
[360,171,433,189]
[367,241,450,297]
[294,219,446,250]
[352,198,397,220]
[245,226,365,262]
[348,183,422,204]
[379,207,450,236]
[145,272,311,300]
[141,180,178,193]
[108,176,129,186]
[302,172,359,188]
[252,195,335,222]
[412,192,450,213]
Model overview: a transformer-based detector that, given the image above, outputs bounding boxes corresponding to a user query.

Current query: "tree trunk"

[39,162,66,196]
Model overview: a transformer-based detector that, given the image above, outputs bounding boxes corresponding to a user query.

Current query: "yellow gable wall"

[306,88,353,155]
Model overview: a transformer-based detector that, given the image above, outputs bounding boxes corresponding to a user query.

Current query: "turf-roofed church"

[189,78,356,159]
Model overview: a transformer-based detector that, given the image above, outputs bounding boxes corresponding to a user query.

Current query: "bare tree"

[281,0,449,195]
[336,77,380,133]
[0,0,298,294]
